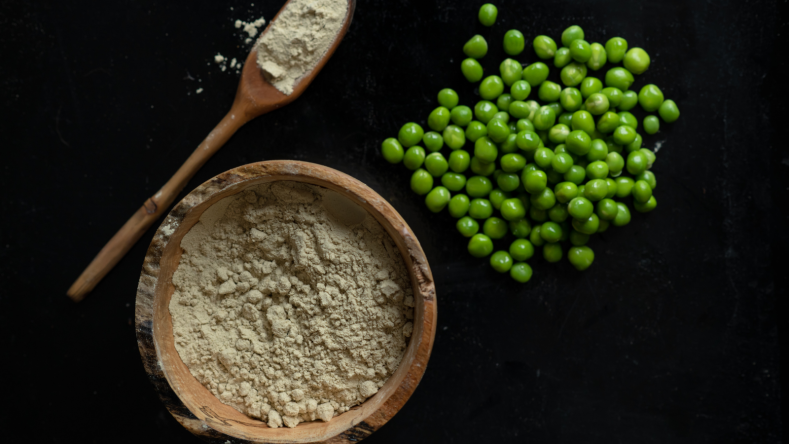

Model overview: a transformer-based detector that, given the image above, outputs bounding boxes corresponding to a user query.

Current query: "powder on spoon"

[169,181,414,428]
[255,0,348,95]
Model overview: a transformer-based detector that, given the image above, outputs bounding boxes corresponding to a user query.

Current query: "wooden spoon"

[67,0,357,302]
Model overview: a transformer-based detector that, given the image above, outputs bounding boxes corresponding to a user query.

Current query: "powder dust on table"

[169,181,414,429]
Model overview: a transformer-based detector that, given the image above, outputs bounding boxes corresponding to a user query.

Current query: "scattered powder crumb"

[214,54,225,64]
[235,16,267,44]
[169,182,414,428]
[196,88,204,94]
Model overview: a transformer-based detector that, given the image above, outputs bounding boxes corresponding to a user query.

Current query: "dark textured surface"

[0,0,785,442]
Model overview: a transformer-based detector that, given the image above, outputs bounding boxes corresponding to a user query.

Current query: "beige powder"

[255,0,348,95]
[169,181,413,428]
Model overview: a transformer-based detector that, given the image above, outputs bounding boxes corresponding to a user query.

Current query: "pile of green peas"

[380,7,679,283]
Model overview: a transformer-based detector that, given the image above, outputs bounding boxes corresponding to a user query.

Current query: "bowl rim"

[135,160,437,443]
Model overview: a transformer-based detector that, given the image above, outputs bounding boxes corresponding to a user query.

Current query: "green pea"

[559,87,583,111]
[571,110,595,134]
[584,93,610,115]
[440,125,464,150]
[635,170,657,189]
[496,94,514,113]
[569,39,591,63]
[398,122,424,147]
[508,213,530,234]
[626,150,648,175]
[560,62,588,86]
[489,189,509,210]
[625,133,642,152]
[537,222,560,243]
[541,243,562,262]
[569,230,589,246]
[638,84,664,112]
[537,81,561,103]
[508,81,531,102]
[600,87,623,108]
[533,35,557,59]
[501,133,518,154]
[381,138,404,163]
[425,186,451,213]
[534,147,555,169]
[474,101,498,124]
[558,112,574,127]
[466,175,493,197]
[530,207,548,223]
[510,262,533,282]
[507,239,533,261]
[440,172,466,192]
[568,246,595,270]
[495,198,523,221]
[485,120,509,144]
[516,130,541,156]
[437,89,459,110]
[560,25,584,47]
[516,118,536,132]
[659,99,680,123]
[503,29,526,55]
[624,47,650,74]
[483,217,508,240]
[554,181,578,203]
[521,170,545,195]
[492,111,510,123]
[568,196,594,219]
[478,3,498,26]
[604,152,624,176]
[422,131,443,153]
[549,124,570,144]
[634,195,657,213]
[612,202,631,226]
[463,35,488,59]
[605,178,618,198]
[403,146,426,170]
[479,75,505,101]
[461,58,484,82]
[548,203,570,223]
[532,106,556,131]
[594,198,617,221]
[643,115,660,135]
[554,47,572,68]
[499,153,525,173]
[580,77,603,99]
[427,106,450,132]
[619,90,638,111]
[497,173,520,192]
[605,67,634,91]
[522,62,549,87]
[470,156,496,176]
[530,188,556,210]
[469,198,493,219]
[614,177,634,198]
[584,179,608,201]
[595,111,620,134]
[468,233,493,257]
[545,102,562,116]
[566,130,592,156]
[457,216,479,237]
[564,165,587,184]
[586,139,608,162]
[617,112,637,130]
[632,180,653,203]
[450,106,473,127]
[409,169,434,195]
[586,160,609,179]
[424,152,449,177]
[473,137,497,164]
[493,58,520,89]
[587,43,607,71]
[548,153,572,175]
[448,194,470,218]
[613,125,637,145]
[465,121,487,142]
[487,250,513,272]
[529,224,545,246]
[605,37,628,63]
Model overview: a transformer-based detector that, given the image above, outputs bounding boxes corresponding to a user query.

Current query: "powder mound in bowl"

[255,0,348,95]
[169,181,415,428]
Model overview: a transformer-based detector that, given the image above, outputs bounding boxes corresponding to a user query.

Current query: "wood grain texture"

[135,161,437,443]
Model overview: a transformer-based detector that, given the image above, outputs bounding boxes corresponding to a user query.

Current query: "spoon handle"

[67,108,250,301]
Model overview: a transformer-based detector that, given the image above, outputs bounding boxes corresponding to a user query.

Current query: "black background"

[1,0,786,442]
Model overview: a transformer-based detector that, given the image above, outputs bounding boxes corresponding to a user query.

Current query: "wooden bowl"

[135,161,437,443]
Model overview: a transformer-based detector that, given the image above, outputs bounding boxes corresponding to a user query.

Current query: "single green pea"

[564,165,587,184]
[537,81,562,103]
[428,106,451,132]
[509,239,534,261]
[615,177,634,198]
[466,175,493,198]
[604,178,618,198]
[485,119,509,144]
[619,90,638,111]
[437,88,459,109]
[554,47,572,68]
[572,212,600,234]
[410,169,434,195]
[510,216,532,237]
[550,153,573,175]
[510,80,532,102]
[500,153,526,173]
[465,121,487,142]
[489,188,510,210]
[497,198,524,221]
[468,233,493,258]
[596,111,620,134]
[497,172,520,192]
[516,130,541,155]
[523,169,548,194]
[480,75,505,101]
[539,221,562,243]
[580,77,603,99]
[554,181,578,203]
[659,99,680,123]
[489,250,513,272]
[605,37,628,63]
[398,122,424,147]
[560,62,588,86]
[635,170,657,190]
[561,25,585,47]
[586,160,609,179]
[624,47,650,74]
[503,29,526,55]
[587,43,607,71]
[558,112,574,127]
[403,146,426,170]
[571,110,595,134]
[425,186,451,213]
[612,201,631,226]
[634,195,657,213]
[484,217,509,240]
[530,207,548,223]
[533,147,554,169]
[596,198,619,221]
[613,125,637,145]
[469,198,494,219]
[474,101,499,124]
[492,111,510,123]
[569,39,592,63]
[559,87,583,111]
[533,35,557,59]
[584,179,608,201]
[638,84,664,112]
[548,203,570,223]
[501,133,518,154]
[543,243,563,262]
[423,131,444,152]
[549,124,570,144]
[474,137,498,164]
[566,130,592,156]
[605,152,625,176]
[617,112,638,130]
[463,35,488,59]
[522,62,549,87]
[450,106,473,126]
[584,93,610,115]
[530,224,545,246]
[478,3,498,26]
[441,172,467,192]
[568,246,595,270]
[625,133,643,152]
[533,105,557,130]
[448,194,470,218]
[496,93,514,113]
[461,58,484,82]
[568,196,594,219]
[600,87,623,108]
[381,138,404,163]
[605,67,634,91]
[586,139,608,162]
[569,230,589,246]
[425,152,449,177]
[457,216,480,237]
[495,59,521,88]
[644,115,660,134]
[442,125,465,150]
[626,150,648,175]
[632,180,653,203]
[510,262,533,282]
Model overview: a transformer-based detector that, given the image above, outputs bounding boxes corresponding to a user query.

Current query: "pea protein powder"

[169,181,414,428]
[255,0,347,95]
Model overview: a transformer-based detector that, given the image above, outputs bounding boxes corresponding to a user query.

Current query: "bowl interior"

[145,162,435,443]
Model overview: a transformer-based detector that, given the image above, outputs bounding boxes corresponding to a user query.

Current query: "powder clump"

[255,0,348,95]
[169,181,413,428]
